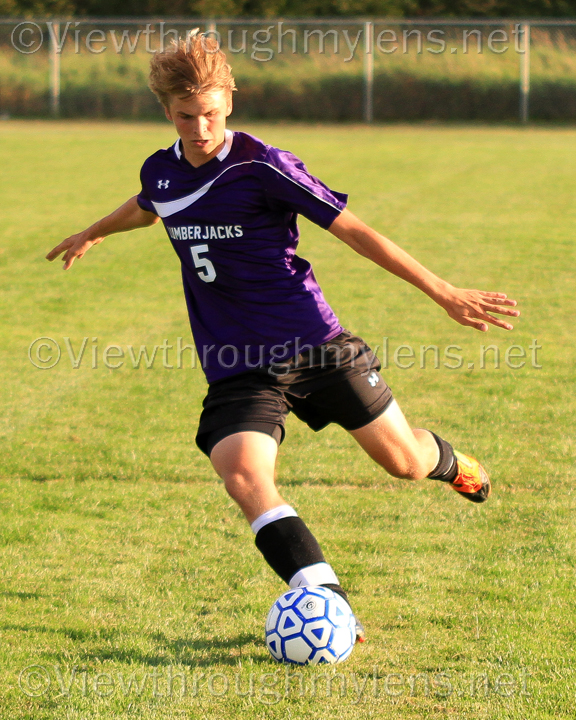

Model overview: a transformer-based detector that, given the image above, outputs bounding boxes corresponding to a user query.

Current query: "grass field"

[1,120,575,719]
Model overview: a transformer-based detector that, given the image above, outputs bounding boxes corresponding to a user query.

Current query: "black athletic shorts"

[196,330,394,457]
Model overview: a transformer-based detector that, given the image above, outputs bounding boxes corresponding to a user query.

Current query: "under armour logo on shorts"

[157,179,170,189]
[367,371,380,387]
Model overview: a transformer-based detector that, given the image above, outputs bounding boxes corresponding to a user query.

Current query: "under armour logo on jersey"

[157,179,170,189]
[367,371,380,387]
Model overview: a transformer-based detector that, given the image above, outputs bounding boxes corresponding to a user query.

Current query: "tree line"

[1,0,574,17]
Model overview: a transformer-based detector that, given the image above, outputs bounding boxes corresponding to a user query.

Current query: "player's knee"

[222,470,269,504]
[222,471,249,500]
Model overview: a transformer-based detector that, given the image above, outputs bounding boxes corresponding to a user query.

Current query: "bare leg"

[349,400,439,480]
[210,430,344,594]
[210,431,285,524]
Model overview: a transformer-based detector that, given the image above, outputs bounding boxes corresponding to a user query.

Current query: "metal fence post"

[364,21,374,123]
[50,22,61,117]
[520,22,530,124]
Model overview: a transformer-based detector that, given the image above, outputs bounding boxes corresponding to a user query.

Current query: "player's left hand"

[439,288,520,332]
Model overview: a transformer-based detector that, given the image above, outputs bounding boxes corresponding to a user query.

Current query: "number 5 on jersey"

[190,244,216,283]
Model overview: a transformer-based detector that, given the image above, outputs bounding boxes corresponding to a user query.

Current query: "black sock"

[427,432,458,483]
[254,516,347,602]
[255,516,325,584]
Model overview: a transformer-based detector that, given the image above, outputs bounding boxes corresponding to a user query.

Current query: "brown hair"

[148,31,236,108]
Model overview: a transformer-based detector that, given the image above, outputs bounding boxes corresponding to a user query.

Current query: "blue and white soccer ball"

[265,586,356,665]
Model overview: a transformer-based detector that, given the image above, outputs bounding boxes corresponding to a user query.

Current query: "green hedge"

[2,0,576,17]
[3,72,575,121]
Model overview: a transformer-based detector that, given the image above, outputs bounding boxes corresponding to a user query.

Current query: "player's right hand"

[46,232,103,270]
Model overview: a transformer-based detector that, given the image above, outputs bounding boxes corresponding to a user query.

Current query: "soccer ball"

[265,586,356,665]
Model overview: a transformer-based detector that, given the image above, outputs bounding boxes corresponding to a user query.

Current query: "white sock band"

[250,504,298,535]
[289,562,339,588]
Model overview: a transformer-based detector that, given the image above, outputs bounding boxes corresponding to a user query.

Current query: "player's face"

[165,90,232,167]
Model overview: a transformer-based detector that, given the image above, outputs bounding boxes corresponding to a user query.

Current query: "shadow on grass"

[75,639,269,668]
[3,622,269,667]
[77,631,270,668]
[0,590,41,600]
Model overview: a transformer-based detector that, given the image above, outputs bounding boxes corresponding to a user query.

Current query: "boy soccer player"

[47,33,519,640]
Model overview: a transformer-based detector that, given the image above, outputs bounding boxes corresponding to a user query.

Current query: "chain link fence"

[1,18,576,122]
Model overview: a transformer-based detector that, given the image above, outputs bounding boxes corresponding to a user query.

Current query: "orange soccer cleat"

[449,451,491,503]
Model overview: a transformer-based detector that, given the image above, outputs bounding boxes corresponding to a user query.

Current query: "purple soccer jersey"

[137,130,347,383]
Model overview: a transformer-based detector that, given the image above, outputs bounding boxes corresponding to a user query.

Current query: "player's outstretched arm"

[328,208,519,332]
[46,196,160,270]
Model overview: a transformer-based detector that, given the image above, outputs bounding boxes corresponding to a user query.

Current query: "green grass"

[0,121,575,719]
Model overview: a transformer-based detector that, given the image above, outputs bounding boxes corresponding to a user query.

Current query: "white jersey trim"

[152,156,344,219]
[217,129,234,161]
[152,161,253,217]
[172,129,233,163]
[254,159,344,213]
